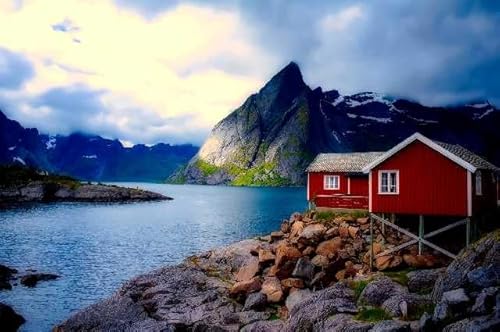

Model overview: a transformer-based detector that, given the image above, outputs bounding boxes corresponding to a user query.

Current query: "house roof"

[362,132,499,173]
[306,152,384,173]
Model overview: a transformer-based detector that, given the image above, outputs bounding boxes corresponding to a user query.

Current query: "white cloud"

[0,0,278,144]
[320,5,364,32]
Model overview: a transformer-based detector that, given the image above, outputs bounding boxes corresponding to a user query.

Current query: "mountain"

[177,61,500,186]
[0,111,198,182]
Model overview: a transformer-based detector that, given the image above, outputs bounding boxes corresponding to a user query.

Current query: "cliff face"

[178,62,500,186]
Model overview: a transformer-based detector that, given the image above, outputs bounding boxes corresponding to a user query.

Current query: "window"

[324,175,340,190]
[476,171,482,196]
[379,170,399,194]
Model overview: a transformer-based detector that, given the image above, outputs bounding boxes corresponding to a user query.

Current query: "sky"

[0,0,499,146]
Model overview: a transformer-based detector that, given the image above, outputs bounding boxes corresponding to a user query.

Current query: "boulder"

[258,249,275,264]
[292,257,315,282]
[0,302,25,332]
[241,320,285,332]
[325,227,339,239]
[20,273,59,287]
[382,293,432,318]
[273,261,296,280]
[339,224,350,238]
[281,278,304,290]
[298,224,326,244]
[235,256,260,282]
[441,314,500,332]
[302,246,315,256]
[261,277,283,303]
[285,288,312,312]
[270,231,284,241]
[471,287,499,315]
[403,254,429,269]
[357,217,369,225]
[407,268,444,293]
[371,320,410,332]
[348,226,359,239]
[442,288,470,305]
[313,313,373,331]
[375,255,393,271]
[230,277,262,296]
[467,264,499,289]
[358,277,408,306]
[280,220,291,233]
[243,292,267,311]
[0,265,17,291]
[290,221,304,238]
[275,243,302,267]
[316,238,343,257]
[311,255,329,268]
[290,212,302,223]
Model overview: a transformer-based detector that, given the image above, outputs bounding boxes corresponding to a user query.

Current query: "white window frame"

[475,170,482,196]
[324,175,340,190]
[378,170,399,195]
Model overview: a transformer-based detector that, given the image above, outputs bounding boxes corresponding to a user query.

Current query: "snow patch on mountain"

[46,136,56,149]
[8,146,16,151]
[82,155,97,159]
[359,115,392,123]
[12,156,26,165]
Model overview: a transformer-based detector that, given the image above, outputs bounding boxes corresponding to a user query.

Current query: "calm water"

[0,183,306,331]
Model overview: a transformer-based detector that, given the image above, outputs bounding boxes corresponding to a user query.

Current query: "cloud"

[0,47,35,89]
[51,18,80,32]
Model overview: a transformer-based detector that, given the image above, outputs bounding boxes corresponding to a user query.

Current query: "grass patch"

[194,159,220,177]
[350,280,369,300]
[406,303,435,321]
[230,162,290,187]
[355,307,392,322]
[0,165,81,189]
[315,210,368,221]
[383,270,411,286]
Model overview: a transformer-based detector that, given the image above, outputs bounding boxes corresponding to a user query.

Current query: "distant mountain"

[176,62,500,186]
[0,111,198,182]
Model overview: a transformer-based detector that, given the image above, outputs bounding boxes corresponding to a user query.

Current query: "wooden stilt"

[466,217,471,247]
[418,215,424,255]
[370,215,374,272]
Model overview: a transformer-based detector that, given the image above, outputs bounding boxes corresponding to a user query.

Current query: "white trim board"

[307,172,310,201]
[362,132,477,173]
[467,171,472,216]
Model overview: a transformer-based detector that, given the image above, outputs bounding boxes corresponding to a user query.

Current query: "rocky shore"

[56,211,500,331]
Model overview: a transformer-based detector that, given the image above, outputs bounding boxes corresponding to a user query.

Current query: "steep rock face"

[179,63,500,186]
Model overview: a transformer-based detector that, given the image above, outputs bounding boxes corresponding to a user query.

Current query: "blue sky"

[0,0,498,146]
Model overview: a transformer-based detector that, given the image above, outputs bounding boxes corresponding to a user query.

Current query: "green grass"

[383,270,412,286]
[350,280,370,300]
[315,210,368,221]
[355,307,392,322]
[194,159,220,177]
[0,165,80,189]
[230,162,290,187]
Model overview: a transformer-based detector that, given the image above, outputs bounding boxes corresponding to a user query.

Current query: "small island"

[0,166,171,204]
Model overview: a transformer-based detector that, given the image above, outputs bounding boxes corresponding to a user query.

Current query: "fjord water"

[0,183,306,331]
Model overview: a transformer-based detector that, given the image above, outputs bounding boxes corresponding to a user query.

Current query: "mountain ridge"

[176,63,500,186]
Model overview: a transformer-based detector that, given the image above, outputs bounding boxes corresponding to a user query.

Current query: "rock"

[258,249,275,264]
[302,246,315,256]
[442,288,469,305]
[285,288,312,312]
[316,237,343,257]
[375,255,393,271]
[0,264,17,290]
[243,292,267,311]
[419,311,433,332]
[467,264,500,289]
[290,221,304,238]
[270,231,284,241]
[235,256,260,282]
[261,277,283,303]
[311,255,329,268]
[235,311,270,326]
[20,273,59,287]
[0,302,25,332]
[280,220,291,233]
[370,320,410,332]
[407,268,444,293]
[335,270,346,281]
[241,320,285,332]
[286,284,357,331]
[471,287,499,315]
[357,217,369,225]
[325,227,339,239]
[292,257,315,282]
[275,243,302,267]
[273,261,296,280]
[230,276,262,296]
[403,254,429,269]
[298,224,326,244]
[382,293,432,318]
[348,226,359,239]
[281,278,304,290]
[442,314,500,332]
[339,224,350,238]
[358,277,408,306]
[433,301,450,322]
[290,212,303,223]
[314,313,373,331]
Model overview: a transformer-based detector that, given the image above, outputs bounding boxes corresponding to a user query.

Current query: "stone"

[0,264,17,291]
[298,224,326,244]
[275,243,302,267]
[0,302,25,332]
[407,268,444,293]
[285,288,312,312]
[441,315,500,332]
[235,256,260,282]
[292,257,315,281]
[348,226,359,239]
[235,311,271,326]
[274,261,296,280]
[375,255,393,271]
[241,320,285,332]
[280,220,291,233]
[324,227,339,239]
[370,320,411,332]
[290,221,304,238]
[316,237,343,256]
[302,246,315,256]
[243,292,267,311]
[442,288,469,305]
[467,264,499,289]
[419,311,433,332]
[339,223,350,238]
[290,212,303,223]
[281,278,304,289]
[311,255,329,268]
[258,249,275,264]
[471,287,499,315]
[261,277,283,303]
[382,293,432,318]
[314,313,373,331]
[20,273,59,287]
[358,277,408,307]
[357,217,369,225]
[335,269,346,281]
[230,277,262,296]
[270,231,284,241]
[433,301,450,322]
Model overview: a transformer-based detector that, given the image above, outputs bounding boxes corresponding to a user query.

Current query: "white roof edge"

[361,132,477,173]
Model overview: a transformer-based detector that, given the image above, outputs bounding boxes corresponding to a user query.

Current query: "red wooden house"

[306,152,383,209]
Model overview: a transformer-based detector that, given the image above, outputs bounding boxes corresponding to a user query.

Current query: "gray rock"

[407,268,444,293]
[471,287,499,315]
[358,277,408,306]
[419,312,433,332]
[315,313,372,332]
[467,264,500,289]
[0,302,25,332]
[241,319,285,332]
[292,257,315,281]
[234,311,270,326]
[21,273,59,287]
[442,288,470,305]
[0,264,17,291]
[285,289,312,312]
[382,293,431,318]
[370,320,410,332]
[243,292,267,311]
[442,314,500,332]
[433,301,450,322]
